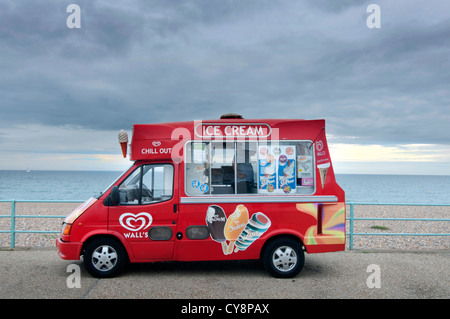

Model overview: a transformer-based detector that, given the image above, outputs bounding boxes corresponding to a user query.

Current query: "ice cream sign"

[195,123,271,138]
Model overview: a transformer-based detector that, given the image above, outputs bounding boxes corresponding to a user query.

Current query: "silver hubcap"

[272,246,297,272]
[92,245,118,271]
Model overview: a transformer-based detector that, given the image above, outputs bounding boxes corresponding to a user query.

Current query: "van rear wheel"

[263,238,304,278]
[83,238,127,278]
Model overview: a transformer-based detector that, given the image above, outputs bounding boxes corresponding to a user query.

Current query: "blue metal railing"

[1,200,449,250]
[346,202,450,250]
[0,200,83,248]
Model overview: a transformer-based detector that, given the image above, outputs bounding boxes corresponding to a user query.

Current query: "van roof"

[129,118,326,161]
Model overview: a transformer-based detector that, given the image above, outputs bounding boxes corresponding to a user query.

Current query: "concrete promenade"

[0,248,448,299]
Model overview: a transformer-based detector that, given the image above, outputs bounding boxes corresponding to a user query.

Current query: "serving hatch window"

[185,141,314,196]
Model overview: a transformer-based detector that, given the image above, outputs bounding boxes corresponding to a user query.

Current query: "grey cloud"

[0,0,449,146]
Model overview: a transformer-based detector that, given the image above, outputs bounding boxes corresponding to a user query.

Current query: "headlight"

[61,223,72,236]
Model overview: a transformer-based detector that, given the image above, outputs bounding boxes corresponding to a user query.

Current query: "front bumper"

[56,238,83,260]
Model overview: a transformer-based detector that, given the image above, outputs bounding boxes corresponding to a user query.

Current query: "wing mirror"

[103,186,120,206]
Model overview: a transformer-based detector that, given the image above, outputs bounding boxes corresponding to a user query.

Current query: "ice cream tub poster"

[276,145,296,194]
[315,129,331,188]
[258,146,276,193]
[205,204,271,255]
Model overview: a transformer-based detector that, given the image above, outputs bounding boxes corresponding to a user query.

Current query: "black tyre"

[263,237,305,278]
[83,237,128,278]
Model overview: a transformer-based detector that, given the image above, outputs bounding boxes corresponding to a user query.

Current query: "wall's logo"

[315,140,324,152]
[119,212,153,232]
[152,141,161,147]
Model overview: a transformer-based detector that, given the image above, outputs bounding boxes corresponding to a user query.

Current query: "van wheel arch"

[260,234,305,259]
[82,235,129,278]
[81,235,129,262]
[260,235,306,278]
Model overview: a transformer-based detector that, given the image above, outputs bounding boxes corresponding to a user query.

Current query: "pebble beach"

[0,202,448,250]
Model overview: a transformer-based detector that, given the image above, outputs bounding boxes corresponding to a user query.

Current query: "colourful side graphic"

[297,203,346,245]
[223,205,249,254]
[205,204,271,255]
[205,205,227,254]
[234,212,271,253]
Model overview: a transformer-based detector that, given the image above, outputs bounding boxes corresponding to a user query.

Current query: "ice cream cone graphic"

[223,204,249,255]
[315,128,331,189]
[318,163,330,188]
[264,161,275,177]
[118,130,128,158]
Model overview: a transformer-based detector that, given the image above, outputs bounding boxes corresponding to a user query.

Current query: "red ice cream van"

[56,114,346,278]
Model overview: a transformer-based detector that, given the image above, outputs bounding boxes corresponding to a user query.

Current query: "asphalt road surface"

[0,248,448,301]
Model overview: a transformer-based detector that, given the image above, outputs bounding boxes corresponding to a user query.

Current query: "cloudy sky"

[1,0,449,174]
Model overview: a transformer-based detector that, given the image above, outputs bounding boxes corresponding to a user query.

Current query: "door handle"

[173,203,177,213]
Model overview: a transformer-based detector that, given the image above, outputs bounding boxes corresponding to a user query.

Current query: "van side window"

[235,142,257,194]
[185,141,258,195]
[210,141,236,194]
[185,142,211,195]
[185,141,314,196]
[118,164,174,205]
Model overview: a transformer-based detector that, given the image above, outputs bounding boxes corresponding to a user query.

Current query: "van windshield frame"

[96,164,134,199]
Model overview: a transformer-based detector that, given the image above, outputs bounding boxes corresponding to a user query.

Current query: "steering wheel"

[141,184,154,200]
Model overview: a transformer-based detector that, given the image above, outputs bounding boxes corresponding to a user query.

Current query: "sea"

[0,170,449,204]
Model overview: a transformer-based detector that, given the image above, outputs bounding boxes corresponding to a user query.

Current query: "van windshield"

[95,165,134,199]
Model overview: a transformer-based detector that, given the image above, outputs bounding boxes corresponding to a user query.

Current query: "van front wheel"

[83,238,127,278]
[263,238,304,278]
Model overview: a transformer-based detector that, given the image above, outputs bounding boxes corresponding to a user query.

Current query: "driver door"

[108,163,177,261]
